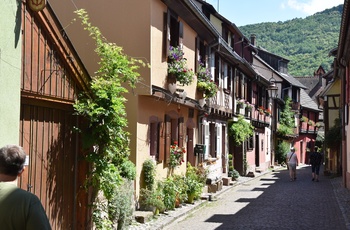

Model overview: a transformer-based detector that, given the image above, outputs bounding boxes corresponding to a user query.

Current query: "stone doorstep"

[134,211,154,224]
[222,177,231,186]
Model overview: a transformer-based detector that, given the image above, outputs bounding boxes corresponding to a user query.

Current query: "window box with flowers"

[300,116,308,123]
[265,108,272,116]
[196,62,218,98]
[258,106,265,115]
[245,102,253,117]
[245,102,253,111]
[168,46,194,86]
[236,99,245,109]
[307,119,315,126]
[168,141,185,174]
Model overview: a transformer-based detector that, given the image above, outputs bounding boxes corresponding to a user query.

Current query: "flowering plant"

[237,99,245,106]
[300,116,308,123]
[168,46,194,85]
[258,106,265,114]
[308,119,315,126]
[169,141,185,169]
[245,102,253,110]
[196,62,218,98]
[197,62,212,81]
[265,108,271,116]
[197,80,218,98]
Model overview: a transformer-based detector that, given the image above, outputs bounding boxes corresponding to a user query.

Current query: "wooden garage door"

[19,100,88,229]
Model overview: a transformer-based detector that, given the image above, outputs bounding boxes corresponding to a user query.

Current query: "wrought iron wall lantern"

[267,77,278,99]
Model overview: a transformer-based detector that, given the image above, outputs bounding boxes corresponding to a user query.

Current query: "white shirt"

[287,151,298,164]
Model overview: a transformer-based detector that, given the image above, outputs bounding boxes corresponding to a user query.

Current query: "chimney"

[251,34,256,46]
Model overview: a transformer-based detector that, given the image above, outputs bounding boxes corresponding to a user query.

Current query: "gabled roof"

[256,47,290,63]
[280,73,307,89]
[253,54,306,88]
[300,89,322,112]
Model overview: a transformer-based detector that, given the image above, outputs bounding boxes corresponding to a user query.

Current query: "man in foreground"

[0,144,51,229]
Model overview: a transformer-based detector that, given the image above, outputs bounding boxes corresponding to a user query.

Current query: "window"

[222,24,229,43]
[196,37,207,72]
[247,135,254,150]
[162,10,183,61]
[163,114,184,165]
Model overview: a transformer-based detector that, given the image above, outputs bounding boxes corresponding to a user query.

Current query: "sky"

[204,0,344,26]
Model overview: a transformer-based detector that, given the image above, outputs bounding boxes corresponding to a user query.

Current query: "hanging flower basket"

[196,62,218,98]
[265,108,271,116]
[168,46,194,86]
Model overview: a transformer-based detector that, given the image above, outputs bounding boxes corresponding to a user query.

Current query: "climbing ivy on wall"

[73,9,147,229]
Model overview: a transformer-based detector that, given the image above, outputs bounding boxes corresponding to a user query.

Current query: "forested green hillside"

[239,5,343,76]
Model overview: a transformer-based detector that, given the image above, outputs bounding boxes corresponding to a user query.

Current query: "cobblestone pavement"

[127,165,350,230]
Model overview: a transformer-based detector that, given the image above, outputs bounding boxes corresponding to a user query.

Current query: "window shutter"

[215,54,219,84]
[195,37,200,72]
[150,122,158,156]
[204,123,210,160]
[165,114,171,164]
[216,124,222,158]
[179,21,183,38]
[162,12,170,61]
[187,128,194,165]
[158,122,165,161]
[228,66,232,91]
[178,117,184,148]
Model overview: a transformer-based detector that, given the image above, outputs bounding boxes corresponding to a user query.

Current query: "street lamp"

[267,77,278,99]
[267,76,278,168]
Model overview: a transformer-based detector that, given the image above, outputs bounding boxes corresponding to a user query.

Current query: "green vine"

[73,9,147,229]
[228,115,254,145]
[277,96,295,136]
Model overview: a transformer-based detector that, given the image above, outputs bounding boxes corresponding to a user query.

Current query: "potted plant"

[185,163,205,204]
[245,102,253,111]
[168,141,186,175]
[258,106,265,115]
[237,99,245,109]
[308,119,315,126]
[142,159,156,190]
[300,116,308,123]
[139,187,165,215]
[265,108,271,116]
[231,169,240,181]
[228,165,234,177]
[196,62,218,98]
[172,174,187,207]
[161,177,178,210]
[168,46,194,85]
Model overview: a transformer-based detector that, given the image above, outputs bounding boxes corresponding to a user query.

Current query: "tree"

[73,9,147,229]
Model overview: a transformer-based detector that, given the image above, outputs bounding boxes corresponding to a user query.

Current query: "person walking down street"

[0,144,51,230]
[309,146,323,182]
[286,147,298,181]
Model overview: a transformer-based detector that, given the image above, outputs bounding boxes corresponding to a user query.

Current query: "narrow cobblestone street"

[162,165,349,230]
[126,165,350,230]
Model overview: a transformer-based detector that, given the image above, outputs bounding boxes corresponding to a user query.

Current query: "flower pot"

[168,83,177,94]
[187,193,195,204]
[153,208,159,216]
[175,196,181,208]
